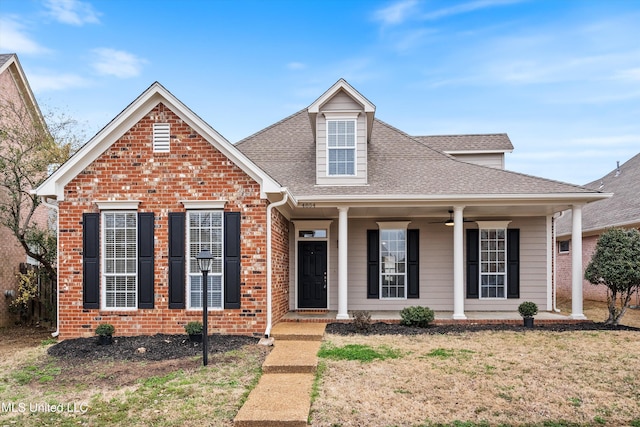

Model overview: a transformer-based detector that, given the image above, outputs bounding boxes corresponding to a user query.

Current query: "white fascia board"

[36,82,281,200]
[308,79,375,114]
[295,192,613,204]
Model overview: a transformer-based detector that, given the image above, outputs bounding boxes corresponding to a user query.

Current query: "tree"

[584,227,640,325]
[0,98,78,293]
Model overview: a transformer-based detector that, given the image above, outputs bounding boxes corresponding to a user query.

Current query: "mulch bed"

[325,321,640,336]
[47,322,639,361]
[48,334,259,361]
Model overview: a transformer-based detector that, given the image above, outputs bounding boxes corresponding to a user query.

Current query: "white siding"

[450,153,505,169]
[289,216,550,312]
[315,91,368,185]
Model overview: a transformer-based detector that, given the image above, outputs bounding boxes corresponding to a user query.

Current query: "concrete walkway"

[234,323,326,427]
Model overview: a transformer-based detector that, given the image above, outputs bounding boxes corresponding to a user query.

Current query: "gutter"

[264,189,289,338]
[40,196,60,337]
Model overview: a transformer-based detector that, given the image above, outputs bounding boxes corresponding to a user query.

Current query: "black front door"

[298,241,327,308]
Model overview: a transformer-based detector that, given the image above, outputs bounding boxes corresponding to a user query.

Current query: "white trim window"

[327,120,356,176]
[380,229,407,299]
[103,212,137,309]
[480,228,507,299]
[187,211,223,309]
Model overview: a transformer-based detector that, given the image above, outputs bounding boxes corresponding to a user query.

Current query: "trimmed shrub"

[399,306,434,328]
[518,301,538,318]
[95,323,115,336]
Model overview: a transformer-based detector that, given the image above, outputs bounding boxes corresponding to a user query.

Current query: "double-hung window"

[480,228,506,298]
[103,212,137,309]
[327,120,356,176]
[380,229,406,299]
[187,211,223,309]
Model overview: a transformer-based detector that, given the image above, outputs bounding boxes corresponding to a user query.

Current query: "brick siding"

[56,103,288,339]
[557,235,612,302]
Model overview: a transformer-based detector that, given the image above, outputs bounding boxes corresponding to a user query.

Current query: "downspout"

[40,196,60,337]
[264,189,289,338]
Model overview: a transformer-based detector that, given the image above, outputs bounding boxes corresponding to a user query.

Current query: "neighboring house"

[0,53,50,327]
[556,153,640,302]
[36,79,608,339]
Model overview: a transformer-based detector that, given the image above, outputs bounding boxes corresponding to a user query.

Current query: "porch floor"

[282,310,582,324]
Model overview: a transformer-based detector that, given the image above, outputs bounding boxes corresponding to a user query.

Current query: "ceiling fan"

[430,210,474,226]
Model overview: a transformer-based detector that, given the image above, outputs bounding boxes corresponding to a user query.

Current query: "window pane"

[380,229,407,299]
[479,228,507,299]
[103,212,137,309]
[187,211,224,308]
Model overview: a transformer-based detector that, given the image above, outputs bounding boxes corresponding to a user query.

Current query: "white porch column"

[337,206,349,320]
[570,204,587,319]
[453,206,467,319]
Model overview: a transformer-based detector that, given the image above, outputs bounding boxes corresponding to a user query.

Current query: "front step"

[233,373,314,427]
[270,322,326,341]
[262,340,321,374]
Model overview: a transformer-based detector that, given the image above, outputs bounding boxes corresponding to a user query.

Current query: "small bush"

[518,301,538,318]
[95,323,115,336]
[351,310,372,331]
[399,306,434,328]
[184,321,203,335]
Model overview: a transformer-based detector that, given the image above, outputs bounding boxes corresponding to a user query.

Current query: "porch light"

[196,249,213,366]
[445,210,455,227]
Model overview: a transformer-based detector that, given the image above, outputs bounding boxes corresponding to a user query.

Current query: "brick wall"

[557,235,608,302]
[270,207,290,325]
[56,103,280,338]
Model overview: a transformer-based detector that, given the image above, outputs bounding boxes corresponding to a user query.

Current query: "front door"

[298,241,327,308]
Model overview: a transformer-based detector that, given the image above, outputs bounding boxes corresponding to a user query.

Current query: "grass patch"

[422,347,475,361]
[12,362,61,385]
[318,343,402,362]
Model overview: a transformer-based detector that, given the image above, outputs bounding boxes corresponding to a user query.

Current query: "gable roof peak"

[307,78,376,114]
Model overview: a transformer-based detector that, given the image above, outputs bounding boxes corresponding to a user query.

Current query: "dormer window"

[327,120,356,176]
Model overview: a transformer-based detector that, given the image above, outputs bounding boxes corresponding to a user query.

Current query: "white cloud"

[421,0,524,21]
[91,48,147,78]
[45,0,100,26]
[0,17,51,54]
[29,72,91,92]
[373,0,419,26]
[614,67,640,82]
[287,62,306,70]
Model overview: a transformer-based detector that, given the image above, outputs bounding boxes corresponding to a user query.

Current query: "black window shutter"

[138,212,155,309]
[466,229,479,299]
[82,213,100,309]
[168,212,185,309]
[366,229,379,299]
[407,229,420,298]
[507,229,520,299]
[224,212,241,309]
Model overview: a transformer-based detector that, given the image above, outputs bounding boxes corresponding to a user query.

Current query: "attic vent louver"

[153,123,170,152]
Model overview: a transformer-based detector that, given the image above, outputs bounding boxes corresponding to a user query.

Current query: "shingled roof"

[413,134,513,153]
[556,153,640,236]
[236,109,601,199]
[0,54,15,68]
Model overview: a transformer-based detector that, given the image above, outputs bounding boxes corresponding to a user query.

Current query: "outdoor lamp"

[196,249,213,366]
[445,210,455,227]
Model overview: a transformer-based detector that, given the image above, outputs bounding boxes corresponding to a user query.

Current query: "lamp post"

[196,249,213,366]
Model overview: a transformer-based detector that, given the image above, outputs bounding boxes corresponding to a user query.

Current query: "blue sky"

[1,0,639,185]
